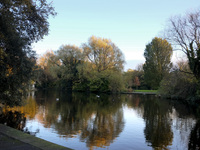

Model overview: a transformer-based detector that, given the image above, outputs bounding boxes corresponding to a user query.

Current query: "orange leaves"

[6,65,13,77]
[134,76,140,87]
[37,50,56,69]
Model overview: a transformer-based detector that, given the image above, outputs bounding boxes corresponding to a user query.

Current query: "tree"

[123,69,134,91]
[82,36,124,72]
[135,63,147,89]
[159,60,198,100]
[0,0,56,105]
[143,37,173,89]
[80,36,125,92]
[55,45,83,91]
[166,10,200,94]
[37,50,57,88]
[134,76,140,90]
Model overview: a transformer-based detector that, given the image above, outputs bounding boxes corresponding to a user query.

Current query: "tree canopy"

[80,36,125,92]
[36,36,126,93]
[143,37,173,89]
[0,0,56,105]
[55,45,83,90]
[166,10,200,99]
[82,36,125,72]
[166,11,200,80]
[36,50,57,89]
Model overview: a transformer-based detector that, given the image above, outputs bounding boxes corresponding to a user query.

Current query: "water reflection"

[0,110,26,131]
[142,96,173,149]
[125,94,144,116]
[34,91,125,149]
[188,120,200,149]
[0,96,39,135]
[0,91,199,149]
[125,95,174,149]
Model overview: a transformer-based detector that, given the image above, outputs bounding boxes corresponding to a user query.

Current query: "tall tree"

[0,0,56,105]
[166,10,200,94]
[55,45,83,91]
[80,36,125,92]
[82,36,124,72]
[143,37,173,89]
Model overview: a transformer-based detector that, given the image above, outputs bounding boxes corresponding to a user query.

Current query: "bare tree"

[166,10,200,80]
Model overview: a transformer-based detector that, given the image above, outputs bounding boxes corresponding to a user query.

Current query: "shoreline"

[0,124,72,150]
[121,92,157,95]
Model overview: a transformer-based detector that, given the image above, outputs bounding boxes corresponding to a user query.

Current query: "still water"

[0,90,199,150]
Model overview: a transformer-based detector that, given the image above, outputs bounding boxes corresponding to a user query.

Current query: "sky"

[32,0,200,71]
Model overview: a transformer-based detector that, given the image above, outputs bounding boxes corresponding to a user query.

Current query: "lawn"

[134,90,157,93]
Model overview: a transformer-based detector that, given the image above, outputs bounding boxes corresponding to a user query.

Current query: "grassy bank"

[134,90,157,93]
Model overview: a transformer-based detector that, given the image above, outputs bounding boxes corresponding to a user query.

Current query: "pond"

[0,90,199,150]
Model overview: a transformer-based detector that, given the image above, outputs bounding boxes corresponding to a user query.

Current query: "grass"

[134,90,157,93]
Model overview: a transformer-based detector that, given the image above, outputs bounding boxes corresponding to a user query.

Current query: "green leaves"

[55,45,83,90]
[0,0,56,106]
[37,36,125,93]
[80,36,125,92]
[143,37,173,89]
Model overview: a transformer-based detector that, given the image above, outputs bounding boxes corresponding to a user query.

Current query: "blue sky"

[32,0,200,70]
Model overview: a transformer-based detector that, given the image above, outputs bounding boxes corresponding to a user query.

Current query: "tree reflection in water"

[0,110,26,131]
[80,96,124,150]
[125,95,174,149]
[34,91,125,150]
[188,120,200,149]
[130,95,173,149]
[1,91,200,149]
[0,96,39,135]
[144,98,173,149]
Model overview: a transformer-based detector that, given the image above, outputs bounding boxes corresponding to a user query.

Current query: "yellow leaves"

[84,36,124,72]
[6,65,13,77]
[127,69,134,72]
[37,50,56,69]
[90,36,112,50]
[30,80,35,85]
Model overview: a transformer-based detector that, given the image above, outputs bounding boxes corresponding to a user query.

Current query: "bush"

[159,70,198,101]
